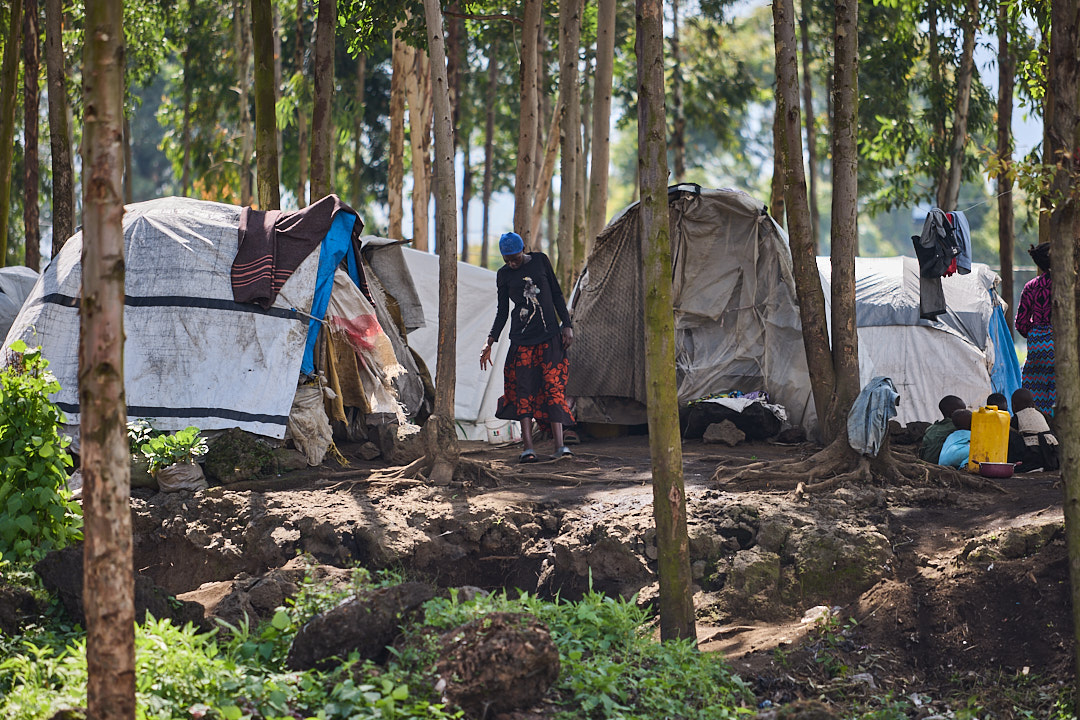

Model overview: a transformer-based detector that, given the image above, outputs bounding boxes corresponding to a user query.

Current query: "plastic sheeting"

[401,248,510,441]
[3,197,317,438]
[0,266,39,341]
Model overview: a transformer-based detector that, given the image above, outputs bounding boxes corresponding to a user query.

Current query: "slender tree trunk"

[587,0,615,250]
[556,0,582,287]
[404,42,432,251]
[669,0,685,182]
[421,0,460,485]
[294,0,308,207]
[45,0,73,255]
[81,0,134,715]
[1046,1,1080,714]
[237,0,254,206]
[937,0,978,210]
[0,0,25,265]
[123,113,133,204]
[534,15,549,192]
[353,52,365,209]
[574,49,589,274]
[1040,36,1055,247]
[929,1,949,198]
[771,112,786,228]
[546,183,556,256]
[997,3,1016,330]
[636,0,696,643]
[273,3,283,183]
[461,128,472,262]
[775,0,835,437]
[513,0,540,246]
[180,33,193,196]
[389,24,405,238]
[251,0,279,209]
[309,0,335,200]
[480,38,497,267]
[529,97,565,243]
[827,0,860,433]
[23,0,40,270]
[799,0,819,251]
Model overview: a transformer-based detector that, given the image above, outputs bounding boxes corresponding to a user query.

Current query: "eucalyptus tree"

[252,0,280,208]
[45,0,74,253]
[0,0,25,266]
[81,0,135,716]
[309,0,336,200]
[24,0,41,270]
[636,0,695,642]
[555,0,582,286]
[586,0,615,247]
[995,0,1017,329]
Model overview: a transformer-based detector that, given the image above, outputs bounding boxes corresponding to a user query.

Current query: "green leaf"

[391,683,409,701]
[219,705,244,720]
[271,609,291,630]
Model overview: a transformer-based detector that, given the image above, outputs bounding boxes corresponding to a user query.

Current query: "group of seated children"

[919,389,1059,472]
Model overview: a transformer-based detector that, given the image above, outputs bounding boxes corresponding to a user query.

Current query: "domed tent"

[567,185,1020,436]
[0,266,39,340]
[2,196,427,443]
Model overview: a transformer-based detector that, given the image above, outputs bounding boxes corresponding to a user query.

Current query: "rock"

[726,546,781,597]
[202,428,280,484]
[775,427,806,444]
[285,581,435,670]
[374,422,425,465]
[435,612,560,717]
[703,420,745,446]
[273,448,310,473]
[34,545,205,628]
[356,441,382,460]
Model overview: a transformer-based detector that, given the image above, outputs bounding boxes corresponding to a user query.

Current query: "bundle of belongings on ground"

[681,391,790,442]
[2,195,431,479]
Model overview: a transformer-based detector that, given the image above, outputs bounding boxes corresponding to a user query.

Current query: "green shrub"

[139,425,208,474]
[0,342,81,561]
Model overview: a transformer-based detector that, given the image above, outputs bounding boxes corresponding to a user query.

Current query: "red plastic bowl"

[979,462,1015,479]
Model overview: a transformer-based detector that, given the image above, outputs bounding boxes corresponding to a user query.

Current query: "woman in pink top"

[1015,243,1054,415]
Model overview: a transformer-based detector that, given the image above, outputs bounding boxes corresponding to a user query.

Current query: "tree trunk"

[251,0,279,209]
[937,0,977,210]
[587,0,615,251]
[309,0,335,201]
[574,48,589,275]
[513,0,540,247]
[480,38,497,267]
[928,1,949,199]
[294,0,308,207]
[669,0,685,182]
[23,0,40,270]
[827,0,860,433]
[45,0,73,255]
[0,0,25,265]
[799,0,819,251]
[770,112,786,228]
[273,3,283,184]
[388,24,405,238]
[461,127,472,262]
[534,15,549,193]
[997,3,1015,331]
[236,0,253,206]
[404,42,432,251]
[556,0,582,288]
[81,0,134,715]
[180,32,193,196]
[421,0,460,486]
[636,0,696,643]
[774,0,835,437]
[1046,0,1080,713]
[123,113,133,204]
[353,52,366,210]
[529,97,565,245]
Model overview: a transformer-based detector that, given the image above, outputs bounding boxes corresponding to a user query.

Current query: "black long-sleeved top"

[488,252,572,346]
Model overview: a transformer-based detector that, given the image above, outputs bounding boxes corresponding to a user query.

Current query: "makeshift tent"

[2,197,424,441]
[400,247,510,440]
[0,266,39,340]
[567,185,1021,435]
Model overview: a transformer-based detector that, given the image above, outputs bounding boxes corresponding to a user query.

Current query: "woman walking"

[480,232,575,462]
[1016,242,1054,415]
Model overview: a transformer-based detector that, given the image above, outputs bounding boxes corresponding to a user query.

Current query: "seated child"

[1011,388,1059,472]
[919,395,966,463]
[938,409,972,469]
[987,392,1026,464]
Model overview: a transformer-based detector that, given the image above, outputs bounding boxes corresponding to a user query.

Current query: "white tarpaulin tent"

[401,248,509,440]
[567,185,1020,435]
[2,196,423,441]
[0,266,38,339]
[817,255,1019,426]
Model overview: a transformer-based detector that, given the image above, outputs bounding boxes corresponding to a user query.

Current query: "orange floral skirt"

[495,335,574,425]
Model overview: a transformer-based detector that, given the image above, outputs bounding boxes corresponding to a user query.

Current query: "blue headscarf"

[499,231,524,256]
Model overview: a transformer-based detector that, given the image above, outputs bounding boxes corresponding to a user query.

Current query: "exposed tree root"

[713,436,1008,495]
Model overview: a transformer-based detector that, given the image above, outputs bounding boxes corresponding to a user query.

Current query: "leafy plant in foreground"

[139,425,208,474]
[0,342,81,561]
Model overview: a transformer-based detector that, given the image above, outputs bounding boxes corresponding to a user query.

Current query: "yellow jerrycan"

[968,405,1011,472]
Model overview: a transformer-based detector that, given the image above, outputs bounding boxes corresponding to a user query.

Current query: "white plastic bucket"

[484,418,520,445]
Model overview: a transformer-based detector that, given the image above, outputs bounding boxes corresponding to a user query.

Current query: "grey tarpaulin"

[0,266,39,341]
[847,376,899,457]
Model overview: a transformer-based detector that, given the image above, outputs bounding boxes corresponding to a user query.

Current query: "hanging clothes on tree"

[912,208,971,320]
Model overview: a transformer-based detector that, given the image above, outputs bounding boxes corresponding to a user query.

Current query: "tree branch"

[444,10,522,25]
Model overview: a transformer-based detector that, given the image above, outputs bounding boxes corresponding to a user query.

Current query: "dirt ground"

[422,430,1074,716]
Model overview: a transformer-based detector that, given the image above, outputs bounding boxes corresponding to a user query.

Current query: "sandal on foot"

[519,449,538,464]
[555,446,574,458]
